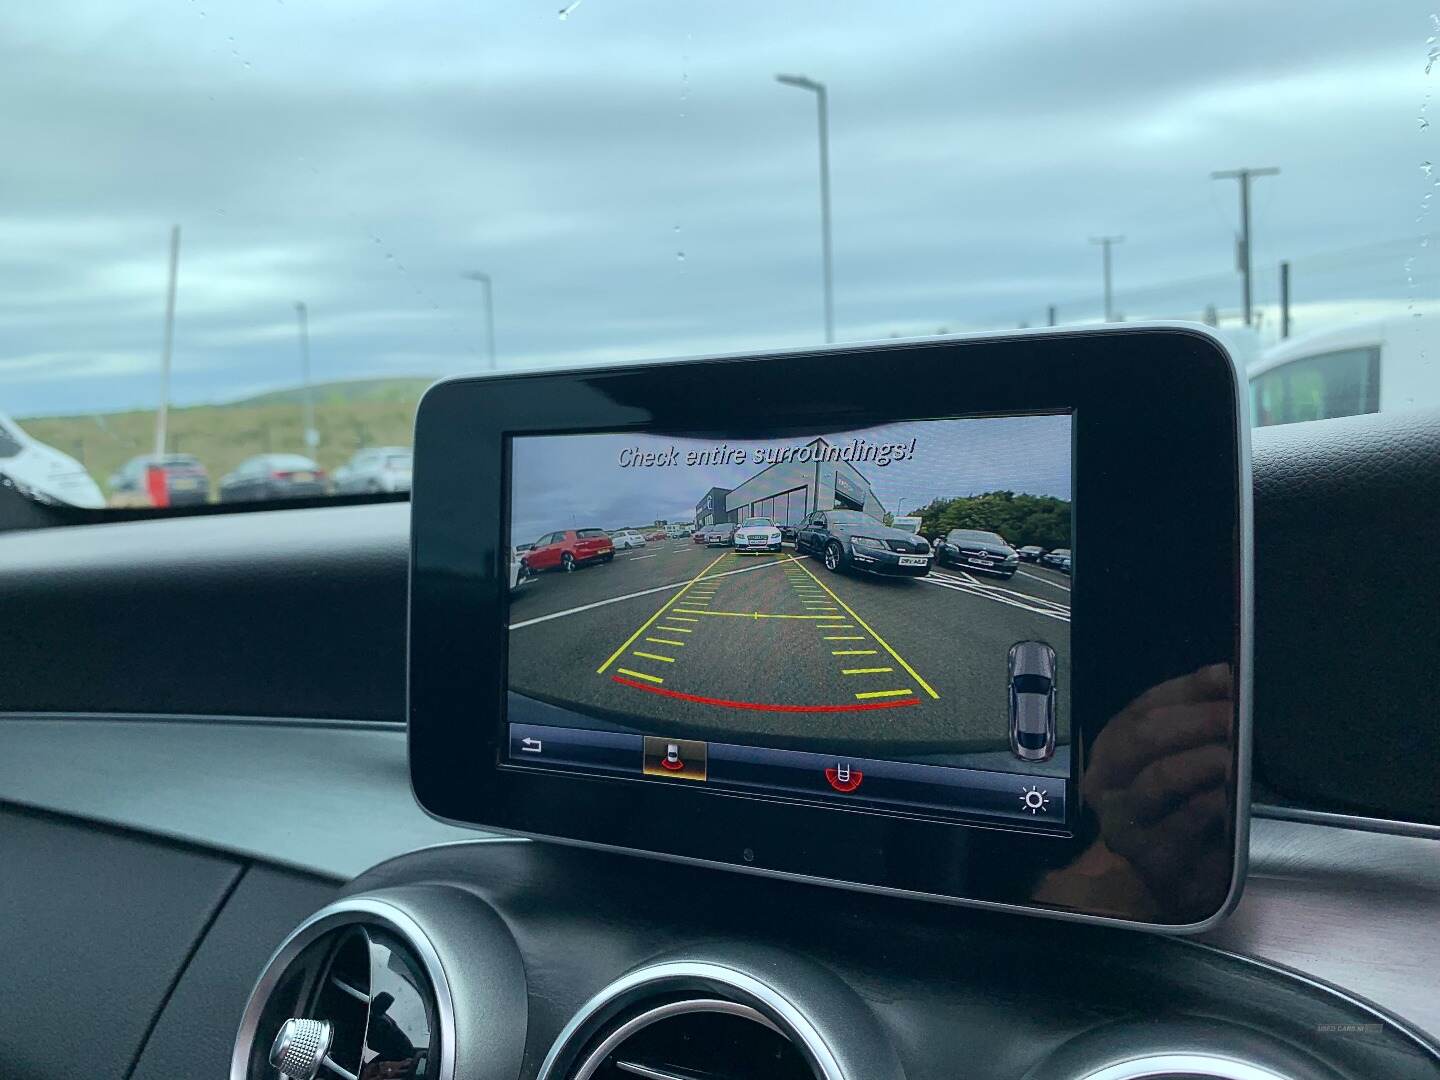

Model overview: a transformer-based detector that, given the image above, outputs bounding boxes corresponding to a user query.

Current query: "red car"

[526,528,615,572]
[645,530,667,542]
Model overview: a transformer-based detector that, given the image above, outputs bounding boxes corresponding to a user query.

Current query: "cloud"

[0,0,1435,417]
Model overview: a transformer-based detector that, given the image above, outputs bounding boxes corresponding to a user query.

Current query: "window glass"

[0,426,23,459]
[1251,347,1381,427]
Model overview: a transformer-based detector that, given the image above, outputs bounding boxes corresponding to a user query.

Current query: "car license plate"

[968,556,992,566]
[898,555,927,566]
[291,472,314,482]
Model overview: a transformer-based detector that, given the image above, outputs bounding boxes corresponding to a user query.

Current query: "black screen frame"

[409,327,1251,932]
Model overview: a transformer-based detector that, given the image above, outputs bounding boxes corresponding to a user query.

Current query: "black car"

[935,529,1019,578]
[218,453,328,503]
[794,509,932,576]
[1017,545,1046,563]
[108,453,211,507]
[1042,547,1072,575]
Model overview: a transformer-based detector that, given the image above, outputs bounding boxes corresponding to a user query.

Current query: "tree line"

[907,490,1072,551]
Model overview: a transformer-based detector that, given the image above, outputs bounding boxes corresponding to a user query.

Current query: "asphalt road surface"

[508,541,1070,772]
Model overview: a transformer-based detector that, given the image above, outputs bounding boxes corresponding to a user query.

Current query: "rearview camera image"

[505,415,1072,824]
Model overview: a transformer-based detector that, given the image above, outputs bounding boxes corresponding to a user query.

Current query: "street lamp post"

[1211,166,1280,327]
[1089,235,1124,322]
[775,73,834,344]
[293,302,318,450]
[462,271,497,368]
[153,225,181,458]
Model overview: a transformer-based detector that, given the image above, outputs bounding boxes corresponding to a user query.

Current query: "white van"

[665,523,691,538]
[0,412,105,508]
[1248,318,1440,427]
[890,515,923,534]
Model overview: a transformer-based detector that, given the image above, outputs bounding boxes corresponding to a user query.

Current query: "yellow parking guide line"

[597,552,728,673]
[824,635,865,640]
[790,557,939,699]
[832,649,878,655]
[657,626,693,633]
[856,689,914,700]
[817,624,853,629]
[668,617,700,622]
[617,668,664,684]
[675,610,835,620]
[632,651,676,663]
[842,667,894,675]
[646,637,686,647]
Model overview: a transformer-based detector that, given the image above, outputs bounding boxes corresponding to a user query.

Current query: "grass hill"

[17,376,435,498]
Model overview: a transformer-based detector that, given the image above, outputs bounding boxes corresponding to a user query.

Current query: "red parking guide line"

[612,676,921,712]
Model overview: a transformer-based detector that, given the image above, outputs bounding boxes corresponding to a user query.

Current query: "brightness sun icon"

[1020,785,1050,814]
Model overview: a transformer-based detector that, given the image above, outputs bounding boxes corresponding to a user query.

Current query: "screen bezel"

[408,327,1250,932]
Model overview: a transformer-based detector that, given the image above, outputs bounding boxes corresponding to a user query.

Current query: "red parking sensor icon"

[825,762,863,793]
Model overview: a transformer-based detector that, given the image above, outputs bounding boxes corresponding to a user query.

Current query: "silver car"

[332,447,413,494]
[1008,640,1057,762]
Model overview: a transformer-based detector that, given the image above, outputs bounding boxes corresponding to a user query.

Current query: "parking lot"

[508,540,1070,770]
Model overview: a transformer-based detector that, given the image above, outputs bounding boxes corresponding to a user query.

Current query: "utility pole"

[1046,304,1057,327]
[775,73,834,343]
[1211,166,1280,326]
[153,225,181,458]
[294,302,318,450]
[1279,260,1292,339]
[1089,235,1124,322]
[461,271,497,368]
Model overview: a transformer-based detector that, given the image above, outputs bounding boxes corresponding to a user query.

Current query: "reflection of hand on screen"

[1035,664,1234,923]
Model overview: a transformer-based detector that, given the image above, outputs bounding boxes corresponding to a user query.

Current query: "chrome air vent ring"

[537,956,901,1080]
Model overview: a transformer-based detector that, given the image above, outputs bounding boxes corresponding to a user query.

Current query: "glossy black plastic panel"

[409,328,1248,928]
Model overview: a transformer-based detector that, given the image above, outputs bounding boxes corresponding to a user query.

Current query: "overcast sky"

[2,0,1437,418]
[510,415,1070,543]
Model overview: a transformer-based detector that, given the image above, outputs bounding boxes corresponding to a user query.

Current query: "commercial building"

[693,437,887,530]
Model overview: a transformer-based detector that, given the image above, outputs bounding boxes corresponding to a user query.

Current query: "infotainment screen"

[408,330,1249,931]
[505,415,1074,828]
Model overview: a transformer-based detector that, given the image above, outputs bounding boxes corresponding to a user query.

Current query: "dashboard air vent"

[231,898,450,1080]
[568,998,817,1080]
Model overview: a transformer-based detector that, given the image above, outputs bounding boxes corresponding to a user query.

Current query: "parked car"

[665,523,692,538]
[527,528,614,571]
[1017,545,1046,563]
[510,546,533,593]
[1008,640,1057,763]
[610,529,647,550]
[794,509,932,576]
[218,454,327,502]
[779,522,799,543]
[108,453,210,507]
[1249,317,1440,427]
[0,412,105,508]
[1042,548,1072,575]
[702,523,736,547]
[935,529,1019,578]
[332,447,412,494]
[732,516,783,552]
[645,529,667,541]
[692,527,709,544]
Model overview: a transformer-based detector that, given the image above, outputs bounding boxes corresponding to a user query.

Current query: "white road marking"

[628,554,659,561]
[921,574,1070,622]
[1017,568,1071,592]
[936,571,1071,613]
[509,555,791,630]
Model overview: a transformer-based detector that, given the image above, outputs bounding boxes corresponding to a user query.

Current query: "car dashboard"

[1,407,1438,1080]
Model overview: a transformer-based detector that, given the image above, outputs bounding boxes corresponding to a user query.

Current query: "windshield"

[740,518,774,528]
[950,530,1007,546]
[2,3,1434,515]
[825,511,877,526]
